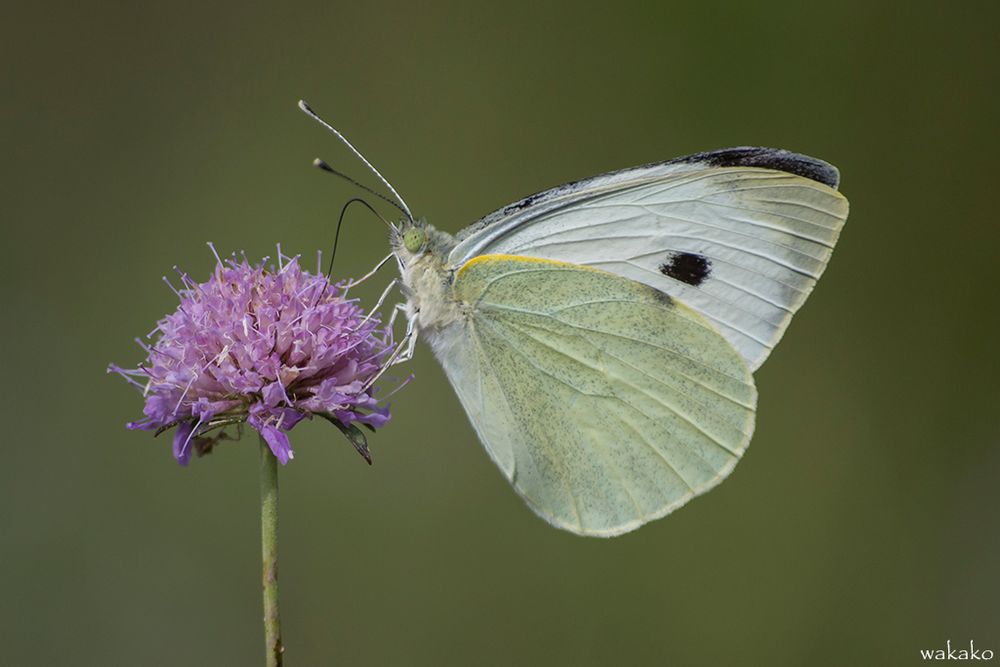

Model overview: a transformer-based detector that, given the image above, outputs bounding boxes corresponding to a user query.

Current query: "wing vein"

[481,318,699,492]
[510,209,831,269]
[493,316,744,459]
[472,322,583,527]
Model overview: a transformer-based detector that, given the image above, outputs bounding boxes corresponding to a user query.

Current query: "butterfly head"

[402,225,427,254]
[391,217,427,264]
[391,217,452,271]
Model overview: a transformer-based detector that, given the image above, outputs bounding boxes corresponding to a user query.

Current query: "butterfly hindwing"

[435,254,757,536]
[449,148,849,371]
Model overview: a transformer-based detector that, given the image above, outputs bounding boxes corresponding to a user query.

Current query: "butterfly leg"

[355,277,400,330]
[397,317,418,363]
[386,301,406,331]
[345,252,395,290]
[362,312,416,392]
[381,302,418,365]
[385,313,417,366]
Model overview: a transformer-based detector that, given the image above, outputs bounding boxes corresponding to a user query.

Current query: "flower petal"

[257,424,294,465]
[261,381,287,408]
[173,420,196,466]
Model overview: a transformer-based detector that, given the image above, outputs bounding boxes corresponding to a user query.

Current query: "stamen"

[162,275,183,298]
[207,242,223,267]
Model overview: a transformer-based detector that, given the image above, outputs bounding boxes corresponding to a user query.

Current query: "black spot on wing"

[659,252,712,286]
[673,147,840,189]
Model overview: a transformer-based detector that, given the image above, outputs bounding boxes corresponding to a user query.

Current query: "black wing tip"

[674,147,841,189]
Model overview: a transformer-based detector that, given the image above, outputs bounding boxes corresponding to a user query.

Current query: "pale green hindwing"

[445,254,757,536]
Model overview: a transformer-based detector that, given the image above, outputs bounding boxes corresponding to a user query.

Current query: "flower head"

[110,246,402,465]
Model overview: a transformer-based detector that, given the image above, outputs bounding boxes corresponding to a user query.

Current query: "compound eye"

[403,228,426,253]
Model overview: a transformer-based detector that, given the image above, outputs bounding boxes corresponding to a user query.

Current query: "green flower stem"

[260,437,283,667]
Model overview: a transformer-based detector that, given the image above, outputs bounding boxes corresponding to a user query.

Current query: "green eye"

[403,228,426,253]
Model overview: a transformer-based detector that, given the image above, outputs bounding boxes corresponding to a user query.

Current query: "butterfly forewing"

[449,149,849,370]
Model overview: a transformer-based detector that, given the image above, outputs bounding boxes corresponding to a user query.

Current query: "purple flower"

[110,246,404,466]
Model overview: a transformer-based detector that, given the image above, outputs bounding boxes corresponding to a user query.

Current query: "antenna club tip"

[298,99,312,112]
[313,158,334,172]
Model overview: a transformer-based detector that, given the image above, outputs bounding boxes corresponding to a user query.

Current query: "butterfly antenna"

[311,158,404,222]
[327,197,393,276]
[298,100,415,224]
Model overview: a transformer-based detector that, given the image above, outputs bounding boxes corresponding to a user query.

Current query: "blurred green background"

[3,2,998,665]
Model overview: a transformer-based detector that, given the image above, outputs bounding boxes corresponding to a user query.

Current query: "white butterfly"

[301,102,849,537]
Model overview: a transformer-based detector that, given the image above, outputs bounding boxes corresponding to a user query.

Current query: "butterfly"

[300,101,849,537]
